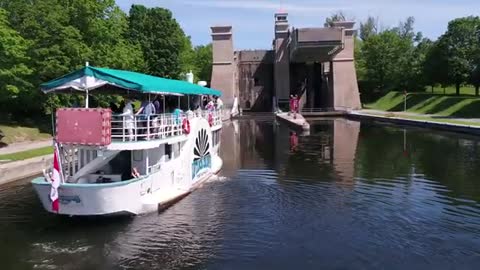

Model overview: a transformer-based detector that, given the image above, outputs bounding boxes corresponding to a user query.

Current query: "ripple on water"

[2,120,480,269]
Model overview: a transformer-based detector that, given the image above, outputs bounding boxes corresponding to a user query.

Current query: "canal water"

[1,118,480,269]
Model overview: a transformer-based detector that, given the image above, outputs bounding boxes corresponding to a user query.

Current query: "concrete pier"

[276,112,310,130]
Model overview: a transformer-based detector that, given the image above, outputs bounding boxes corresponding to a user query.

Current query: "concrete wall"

[274,13,291,104]
[0,155,53,185]
[237,50,274,111]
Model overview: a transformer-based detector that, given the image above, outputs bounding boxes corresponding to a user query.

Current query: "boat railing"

[110,110,222,142]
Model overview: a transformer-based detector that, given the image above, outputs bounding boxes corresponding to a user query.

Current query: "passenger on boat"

[173,107,183,127]
[206,97,215,111]
[136,100,156,138]
[119,99,135,141]
[152,96,162,137]
[118,100,125,112]
[109,102,119,114]
[215,96,223,110]
[153,95,163,114]
[202,95,208,108]
[132,167,141,178]
[42,169,53,182]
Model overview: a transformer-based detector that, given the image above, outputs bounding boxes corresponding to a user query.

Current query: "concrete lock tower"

[210,26,236,108]
[273,11,291,111]
[331,21,361,110]
[210,12,361,113]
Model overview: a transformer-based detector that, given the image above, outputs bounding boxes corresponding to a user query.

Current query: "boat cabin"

[42,66,223,184]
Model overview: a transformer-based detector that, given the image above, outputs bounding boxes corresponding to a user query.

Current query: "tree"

[423,41,449,91]
[194,44,212,83]
[359,16,378,40]
[67,0,144,71]
[324,11,347,27]
[358,16,432,98]
[470,33,480,96]
[0,8,32,114]
[361,30,405,92]
[437,16,480,95]
[471,64,480,96]
[128,5,190,79]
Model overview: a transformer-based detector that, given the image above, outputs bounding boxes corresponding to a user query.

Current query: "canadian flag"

[50,143,62,212]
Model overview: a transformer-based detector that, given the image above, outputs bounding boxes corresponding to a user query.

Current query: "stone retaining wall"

[348,113,480,136]
[0,154,53,185]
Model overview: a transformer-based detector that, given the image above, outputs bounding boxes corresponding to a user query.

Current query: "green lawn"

[427,85,477,96]
[0,115,52,145]
[366,91,480,118]
[0,146,53,161]
[0,124,52,145]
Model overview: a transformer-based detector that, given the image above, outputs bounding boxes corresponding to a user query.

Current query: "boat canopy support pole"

[85,89,89,108]
[85,61,89,108]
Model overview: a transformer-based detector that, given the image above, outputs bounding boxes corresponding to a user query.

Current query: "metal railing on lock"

[301,107,351,113]
[111,113,184,142]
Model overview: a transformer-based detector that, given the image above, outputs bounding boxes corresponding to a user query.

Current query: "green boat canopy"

[40,66,222,97]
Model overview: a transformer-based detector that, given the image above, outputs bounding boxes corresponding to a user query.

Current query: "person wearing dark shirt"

[110,102,119,113]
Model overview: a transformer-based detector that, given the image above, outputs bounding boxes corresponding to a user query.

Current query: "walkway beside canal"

[0,139,51,155]
[357,109,480,125]
[349,109,480,135]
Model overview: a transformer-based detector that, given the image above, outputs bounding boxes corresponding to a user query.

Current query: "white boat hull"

[32,117,223,216]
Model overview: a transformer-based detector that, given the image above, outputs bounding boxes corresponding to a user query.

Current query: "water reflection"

[1,118,480,269]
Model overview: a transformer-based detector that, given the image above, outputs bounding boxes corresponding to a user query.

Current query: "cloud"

[178,0,350,15]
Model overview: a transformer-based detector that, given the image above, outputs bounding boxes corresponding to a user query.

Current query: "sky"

[116,0,480,49]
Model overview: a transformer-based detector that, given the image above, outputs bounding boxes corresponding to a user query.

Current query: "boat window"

[165,144,172,159]
[213,130,220,146]
[173,142,181,158]
[133,150,143,161]
[254,77,260,86]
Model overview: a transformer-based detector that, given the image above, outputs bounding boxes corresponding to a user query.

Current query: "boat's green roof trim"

[40,66,222,96]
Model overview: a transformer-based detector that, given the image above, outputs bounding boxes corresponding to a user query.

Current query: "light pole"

[404,90,408,112]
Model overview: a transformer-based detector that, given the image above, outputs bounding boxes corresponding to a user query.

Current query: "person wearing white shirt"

[119,99,135,141]
[216,96,224,110]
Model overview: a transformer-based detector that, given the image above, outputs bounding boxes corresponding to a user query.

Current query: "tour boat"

[31,66,223,216]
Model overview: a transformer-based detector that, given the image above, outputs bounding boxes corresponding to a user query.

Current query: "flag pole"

[54,140,65,184]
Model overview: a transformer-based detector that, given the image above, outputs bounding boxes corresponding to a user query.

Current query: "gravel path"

[0,140,52,155]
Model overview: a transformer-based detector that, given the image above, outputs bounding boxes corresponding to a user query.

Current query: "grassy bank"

[0,125,51,145]
[0,146,52,161]
[0,116,52,145]
[366,91,480,118]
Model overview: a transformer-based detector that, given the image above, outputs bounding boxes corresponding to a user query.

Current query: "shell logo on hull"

[192,128,211,180]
